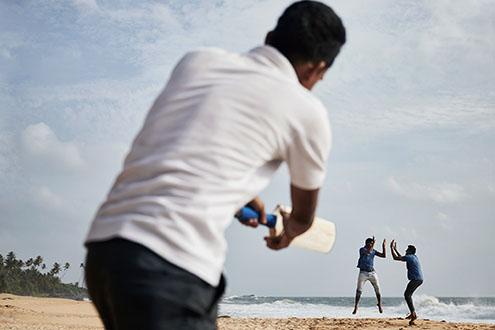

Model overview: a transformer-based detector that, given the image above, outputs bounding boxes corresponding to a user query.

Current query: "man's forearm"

[393,247,402,260]
[287,184,319,239]
[285,212,314,239]
[390,246,397,259]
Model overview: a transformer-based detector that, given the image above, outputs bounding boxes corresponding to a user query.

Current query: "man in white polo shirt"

[84,1,346,329]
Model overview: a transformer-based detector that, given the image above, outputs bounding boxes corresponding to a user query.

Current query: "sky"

[1,0,494,297]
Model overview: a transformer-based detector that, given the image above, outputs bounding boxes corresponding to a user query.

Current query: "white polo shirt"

[85,46,332,286]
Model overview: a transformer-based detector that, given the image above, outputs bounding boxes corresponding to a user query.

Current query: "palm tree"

[60,262,71,280]
[5,251,16,269]
[25,258,34,268]
[33,256,43,269]
[50,262,61,276]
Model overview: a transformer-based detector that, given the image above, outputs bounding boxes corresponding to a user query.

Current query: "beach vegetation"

[0,251,87,300]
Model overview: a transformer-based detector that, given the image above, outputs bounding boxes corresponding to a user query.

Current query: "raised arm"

[375,239,386,258]
[390,240,403,261]
[264,184,319,250]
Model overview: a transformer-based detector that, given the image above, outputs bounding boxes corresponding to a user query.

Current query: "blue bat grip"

[236,206,277,228]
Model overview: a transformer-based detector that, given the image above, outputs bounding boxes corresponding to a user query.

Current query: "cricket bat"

[236,205,336,253]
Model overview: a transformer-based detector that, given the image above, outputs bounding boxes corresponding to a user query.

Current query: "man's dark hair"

[267,0,346,66]
[407,245,416,254]
[365,238,374,245]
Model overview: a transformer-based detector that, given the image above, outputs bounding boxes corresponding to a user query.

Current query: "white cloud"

[319,0,495,139]
[72,1,180,29]
[107,4,179,27]
[0,32,25,60]
[387,176,467,203]
[436,212,448,221]
[20,122,84,170]
[30,186,64,211]
[72,0,99,13]
[435,211,452,230]
[4,0,494,143]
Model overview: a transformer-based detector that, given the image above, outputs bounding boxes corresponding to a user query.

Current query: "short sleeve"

[400,255,407,262]
[285,105,331,190]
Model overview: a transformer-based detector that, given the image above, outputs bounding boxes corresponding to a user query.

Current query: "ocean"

[219,295,495,324]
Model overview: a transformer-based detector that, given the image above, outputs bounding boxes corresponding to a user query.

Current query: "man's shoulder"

[178,47,232,66]
[303,93,328,117]
[410,254,419,262]
[186,47,231,57]
[170,47,241,80]
[288,91,330,135]
[284,83,327,111]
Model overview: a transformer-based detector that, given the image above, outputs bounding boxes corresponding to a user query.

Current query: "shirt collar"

[247,45,299,82]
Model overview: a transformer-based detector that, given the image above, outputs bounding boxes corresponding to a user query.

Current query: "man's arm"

[265,99,329,250]
[375,239,386,258]
[264,185,319,250]
[390,240,403,261]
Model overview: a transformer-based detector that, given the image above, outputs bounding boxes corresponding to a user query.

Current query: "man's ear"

[314,61,328,78]
[304,61,328,82]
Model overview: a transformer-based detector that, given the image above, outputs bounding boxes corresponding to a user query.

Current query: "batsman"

[84,1,346,329]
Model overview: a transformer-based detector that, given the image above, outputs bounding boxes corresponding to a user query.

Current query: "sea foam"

[219,294,495,324]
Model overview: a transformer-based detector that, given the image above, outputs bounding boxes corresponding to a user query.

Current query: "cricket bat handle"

[236,206,277,228]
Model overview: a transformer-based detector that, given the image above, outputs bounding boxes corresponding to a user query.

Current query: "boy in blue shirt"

[391,240,424,325]
[352,237,386,314]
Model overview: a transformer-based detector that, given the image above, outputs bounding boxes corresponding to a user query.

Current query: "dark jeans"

[85,238,226,330]
[404,279,423,313]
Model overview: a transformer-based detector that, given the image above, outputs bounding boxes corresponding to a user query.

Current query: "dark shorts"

[85,238,226,330]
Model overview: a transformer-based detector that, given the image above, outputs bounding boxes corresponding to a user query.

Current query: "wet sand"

[218,316,495,329]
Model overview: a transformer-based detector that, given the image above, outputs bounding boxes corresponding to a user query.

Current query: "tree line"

[0,251,87,300]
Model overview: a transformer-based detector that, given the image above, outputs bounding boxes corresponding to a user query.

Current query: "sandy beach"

[1,293,494,330]
[218,317,495,329]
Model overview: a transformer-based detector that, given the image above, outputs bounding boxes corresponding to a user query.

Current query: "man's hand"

[264,208,292,250]
[264,231,292,250]
[390,239,395,249]
[263,185,319,251]
[382,239,386,247]
[238,196,267,228]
